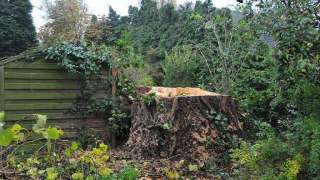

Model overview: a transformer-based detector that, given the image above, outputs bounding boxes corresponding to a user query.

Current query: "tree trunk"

[126,87,243,164]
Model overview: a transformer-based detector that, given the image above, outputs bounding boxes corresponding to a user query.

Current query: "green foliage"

[45,127,62,140]
[0,128,15,147]
[117,75,138,101]
[188,164,199,172]
[122,66,155,86]
[163,45,200,87]
[38,0,89,46]
[45,42,110,76]
[0,112,4,133]
[0,117,25,147]
[0,114,61,156]
[142,92,156,107]
[231,117,320,179]
[107,106,130,139]
[0,111,5,122]
[64,142,79,157]
[10,142,113,179]
[293,82,320,117]
[1,115,138,179]
[1,0,318,178]
[162,122,173,130]
[116,166,139,180]
[76,127,101,150]
[0,0,37,57]
[253,0,320,125]
[205,110,238,152]
[106,6,122,45]
[44,41,141,143]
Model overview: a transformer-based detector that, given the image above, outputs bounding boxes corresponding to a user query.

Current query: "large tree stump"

[126,87,242,163]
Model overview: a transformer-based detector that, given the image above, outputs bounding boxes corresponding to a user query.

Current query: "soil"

[108,147,234,179]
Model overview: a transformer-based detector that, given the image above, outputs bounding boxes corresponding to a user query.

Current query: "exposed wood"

[127,87,242,164]
[111,68,118,98]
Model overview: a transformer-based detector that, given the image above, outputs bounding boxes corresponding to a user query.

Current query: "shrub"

[162,45,200,87]
[231,117,320,179]
[0,113,138,179]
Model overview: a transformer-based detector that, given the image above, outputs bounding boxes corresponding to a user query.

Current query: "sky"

[30,0,239,31]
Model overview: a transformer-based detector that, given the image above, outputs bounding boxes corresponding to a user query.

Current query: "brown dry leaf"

[192,132,207,143]
[227,124,238,131]
[195,146,210,161]
[210,129,218,139]
[139,177,152,180]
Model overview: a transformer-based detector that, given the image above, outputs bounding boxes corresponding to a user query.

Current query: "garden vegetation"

[0,0,319,179]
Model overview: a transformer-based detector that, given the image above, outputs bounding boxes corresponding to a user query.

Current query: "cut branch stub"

[126,87,243,163]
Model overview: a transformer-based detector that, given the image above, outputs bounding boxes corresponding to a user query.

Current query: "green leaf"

[0,129,14,147]
[46,127,61,140]
[0,122,4,131]
[46,167,58,180]
[0,111,5,122]
[188,164,199,172]
[11,124,22,134]
[163,123,172,130]
[71,172,84,180]
[70,142,79,151]
[32,114,47,131]
[65,142,79,157]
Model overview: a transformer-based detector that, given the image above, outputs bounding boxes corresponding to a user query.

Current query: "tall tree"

[38,0,89,46]
[0,0,37,57]
[106,6,122,44]
[128,5,140,25]
[108,6,120,28]
[84,15,111,44]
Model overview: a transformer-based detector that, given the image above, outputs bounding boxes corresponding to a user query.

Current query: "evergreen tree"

[128,5,139,25]
[108,6,120,28]
[106,6,121,44]
[0,0,37,57]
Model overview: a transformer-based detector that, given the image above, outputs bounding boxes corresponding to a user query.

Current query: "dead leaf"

[192,132,207,143]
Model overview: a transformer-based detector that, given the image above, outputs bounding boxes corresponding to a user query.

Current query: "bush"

[162,45,200,87]
[0,113,139,179]
[231,117,320,179]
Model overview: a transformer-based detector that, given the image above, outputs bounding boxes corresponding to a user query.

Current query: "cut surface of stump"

[126,87,242,164]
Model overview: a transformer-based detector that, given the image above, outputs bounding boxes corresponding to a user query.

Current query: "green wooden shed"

[0,57,108,138]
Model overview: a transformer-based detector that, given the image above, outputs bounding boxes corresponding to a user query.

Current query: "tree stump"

[126,87,243,164]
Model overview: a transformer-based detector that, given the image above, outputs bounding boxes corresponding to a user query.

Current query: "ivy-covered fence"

[0,58,108,138]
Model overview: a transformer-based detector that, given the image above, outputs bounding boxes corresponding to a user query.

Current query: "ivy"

[44,42,111,115]
[45,42,110,76]
[44,42,139,143]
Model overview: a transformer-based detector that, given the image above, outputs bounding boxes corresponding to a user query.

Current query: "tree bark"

[126,87,242,164]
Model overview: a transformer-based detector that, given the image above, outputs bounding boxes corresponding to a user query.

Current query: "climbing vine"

[44,42,112,116]
[44,41,141,143]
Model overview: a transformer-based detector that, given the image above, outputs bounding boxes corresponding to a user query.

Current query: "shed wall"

[1,60,108,138]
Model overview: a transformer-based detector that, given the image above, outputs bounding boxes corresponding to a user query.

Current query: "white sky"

[31,0,239,31]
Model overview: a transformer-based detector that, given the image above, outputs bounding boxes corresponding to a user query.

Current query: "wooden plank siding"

[1,60,108,138]
[0,64,4,112]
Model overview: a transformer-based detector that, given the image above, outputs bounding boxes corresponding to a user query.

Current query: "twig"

[167,154,181,160]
